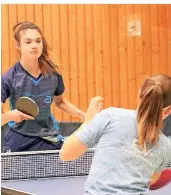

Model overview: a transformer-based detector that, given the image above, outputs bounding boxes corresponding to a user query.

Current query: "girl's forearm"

[57,99,85,119]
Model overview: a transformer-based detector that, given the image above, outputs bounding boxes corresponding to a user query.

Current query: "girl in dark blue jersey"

[1,21,85,152]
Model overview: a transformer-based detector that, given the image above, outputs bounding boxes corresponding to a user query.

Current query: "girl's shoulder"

[2,62,20,82]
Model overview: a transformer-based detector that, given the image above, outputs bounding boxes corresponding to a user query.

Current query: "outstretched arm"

[53,95,85,121]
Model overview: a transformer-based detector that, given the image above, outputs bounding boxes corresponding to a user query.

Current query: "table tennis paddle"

[16,97,39,118]
[150,168,171,190]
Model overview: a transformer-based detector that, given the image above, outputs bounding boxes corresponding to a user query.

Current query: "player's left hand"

[77,111,86,121]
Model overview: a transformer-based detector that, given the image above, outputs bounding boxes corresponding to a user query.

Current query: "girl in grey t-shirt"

[60,74,171,195]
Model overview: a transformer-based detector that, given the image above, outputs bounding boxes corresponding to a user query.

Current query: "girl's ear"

[16,42,20,50]
[167,106,171,115]
[163,105,171,119]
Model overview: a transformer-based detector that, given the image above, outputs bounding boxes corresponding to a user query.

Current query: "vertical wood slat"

[77,5,87,115]
[1,4,10,74]
[25,4,34,22]
[101,5,112,108]
[34,4,43,30]
[142,4,151,77]
[134,5,144,91]
[68,4,79,121]
[158,5,168,74]
[17,4,26,22]
[118,5,128,108]
[134,5,143,76]
[8,5,18,66]
[93,5,103,97]
[126,4,136,109]
[1,4,10,113]
[43,5,52,52]
[151,5,160,75]
[1,4,171,120]
[85,5,95,105]
[109,5,120,107]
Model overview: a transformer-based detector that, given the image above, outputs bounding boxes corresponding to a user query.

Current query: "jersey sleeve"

[1,74,11,103]
[162,115,171,137]
[54,74,65,96]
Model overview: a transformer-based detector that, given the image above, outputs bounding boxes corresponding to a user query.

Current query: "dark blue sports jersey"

[1,61,65,137]
[163,115,171,137]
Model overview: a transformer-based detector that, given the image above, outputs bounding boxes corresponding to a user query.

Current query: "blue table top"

[1,176,171,195]
[2,176,87,195]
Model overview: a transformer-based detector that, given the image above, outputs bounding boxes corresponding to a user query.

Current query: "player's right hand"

[85,96,104,122]
[8,109,34,123]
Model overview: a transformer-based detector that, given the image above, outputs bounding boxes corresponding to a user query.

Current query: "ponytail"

[137,82,163,149]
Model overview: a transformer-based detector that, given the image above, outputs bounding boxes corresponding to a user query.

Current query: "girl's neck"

[20,57,42,77]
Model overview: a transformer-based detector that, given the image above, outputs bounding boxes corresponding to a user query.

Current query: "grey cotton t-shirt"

[75,108,171,195]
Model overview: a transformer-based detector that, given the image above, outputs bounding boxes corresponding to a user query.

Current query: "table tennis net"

[1,149,171,181]
[1,149,94,180]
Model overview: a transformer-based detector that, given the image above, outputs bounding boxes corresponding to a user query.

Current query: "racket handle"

[150,169,171,190]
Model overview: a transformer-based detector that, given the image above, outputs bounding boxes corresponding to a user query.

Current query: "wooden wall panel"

[1,4,171,122]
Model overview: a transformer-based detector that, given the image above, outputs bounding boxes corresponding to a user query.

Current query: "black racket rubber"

[16,97,39,118]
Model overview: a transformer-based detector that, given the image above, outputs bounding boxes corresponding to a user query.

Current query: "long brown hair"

[13,21,59,74]
[137,75,171,150]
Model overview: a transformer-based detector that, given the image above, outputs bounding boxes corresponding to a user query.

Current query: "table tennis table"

[1,144,171,195]
[1,176,171,195]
